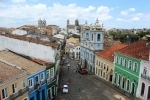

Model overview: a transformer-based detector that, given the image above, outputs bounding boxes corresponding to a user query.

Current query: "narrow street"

[57,55,131,100]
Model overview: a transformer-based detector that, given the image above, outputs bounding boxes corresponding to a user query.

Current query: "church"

[80,18,104,73]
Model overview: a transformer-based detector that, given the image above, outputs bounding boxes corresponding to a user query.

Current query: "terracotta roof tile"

[0,61,26,84]
[0,33,58,48]
[116,40,150,60]
[96,43,127,61]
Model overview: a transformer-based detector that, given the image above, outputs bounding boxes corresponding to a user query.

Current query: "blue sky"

[0,0,150,29]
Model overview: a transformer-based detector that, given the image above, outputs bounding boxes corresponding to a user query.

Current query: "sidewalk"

[93,75,141,100]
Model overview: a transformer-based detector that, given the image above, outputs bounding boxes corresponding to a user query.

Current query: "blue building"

[28,69,47,100]
[80,18,104,73]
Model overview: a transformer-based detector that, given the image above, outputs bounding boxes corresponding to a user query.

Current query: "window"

[12,83,18,93]
[101,63,103,68]
[92,34,93,41]
[133,62,138,72]
[128,60,132,70]
[22,80,26,89]
[28,78,33,88]
[2,88,8,99]
[41,73,44,81]
[99,61,100,66]
[51,68,54,78]
[76,48,78,50]
[96,60,98,65]
[116,56,119,63]
[97,34,101,41]
[35,76,39,85]
[47,70,50,79]
[120,57,123,65]
[143,67,147,75]
[106,65,109,71]
[79,48,80,50]
[103,64,106,69]
[86,33,89,40]
[124,59,127,67]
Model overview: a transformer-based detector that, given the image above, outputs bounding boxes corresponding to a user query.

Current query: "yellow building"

[95,43,127,82]
[66,37,79,44]
[0,61,28,100]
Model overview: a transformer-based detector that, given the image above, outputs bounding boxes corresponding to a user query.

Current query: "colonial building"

[95,43,127,82]
[80,18,104,73]
[66,19,82,34]
[113,41,150,97]
[0,60,28,100]
[137,58,150,100]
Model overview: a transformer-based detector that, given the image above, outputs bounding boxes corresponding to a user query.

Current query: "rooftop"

[96,43,127,61]
[0,61,26,84]
[0,50,53,75]
[116,40,150,60]
[0,33,58,48]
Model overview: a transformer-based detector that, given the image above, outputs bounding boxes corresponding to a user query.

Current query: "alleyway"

[57,55,132,100]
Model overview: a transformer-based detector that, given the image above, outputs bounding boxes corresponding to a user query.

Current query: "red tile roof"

[96,43,127,61]
[116,40,150,60]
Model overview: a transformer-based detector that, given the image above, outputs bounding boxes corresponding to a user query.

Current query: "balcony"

[141,73,148,79]
[9,86,28,100]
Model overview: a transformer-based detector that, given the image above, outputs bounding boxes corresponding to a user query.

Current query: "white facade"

[11,29,27,35]
[74,46,80,60]
[137,60,150,100]
[0,35,57,62]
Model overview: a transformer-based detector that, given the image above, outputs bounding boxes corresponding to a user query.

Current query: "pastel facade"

[95,43,127,82]
[66,37,79,44]
[80,19,104,73]
[0,61,28,100]
[137,60,150,100]
[113,41,150,97]
[0,50,49,100]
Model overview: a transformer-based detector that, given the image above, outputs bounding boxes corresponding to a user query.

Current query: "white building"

[68,43,80,60]
[11,29,28,35]
[0,33,60,63]
[137,60,150,100]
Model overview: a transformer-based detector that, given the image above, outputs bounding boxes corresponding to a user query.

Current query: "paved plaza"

[57,55,132,100]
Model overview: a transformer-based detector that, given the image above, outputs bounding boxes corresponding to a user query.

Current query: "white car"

[63,85,68,93]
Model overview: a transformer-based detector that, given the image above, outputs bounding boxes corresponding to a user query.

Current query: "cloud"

[120,8,136,15]
[129,8,135,12]
[116,18,129,22]
[12,0,26,3]
[136,13,143,16]
[121,11,128,15]
[131,17,140,21]
[0,3,112,27]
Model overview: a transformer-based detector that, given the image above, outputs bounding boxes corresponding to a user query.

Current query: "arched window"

[143,67,147,75]
[128,60,132,70]
[97,34,101,41]
[124,59,127,67]
[116,56,119,63]
[133,62,138,72]
[86,33,89,40]
[120,57,123,65]
[92,34,93,41]
[141,82,145,96]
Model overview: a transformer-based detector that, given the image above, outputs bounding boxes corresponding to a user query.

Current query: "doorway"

[140,82,145,96]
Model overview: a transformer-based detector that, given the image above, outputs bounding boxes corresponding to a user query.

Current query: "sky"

[0,0,150,29]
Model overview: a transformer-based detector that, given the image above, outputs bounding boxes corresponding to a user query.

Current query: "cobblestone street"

[57,55,131,100]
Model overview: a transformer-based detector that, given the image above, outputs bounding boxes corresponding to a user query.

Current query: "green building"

[113,40,150,97]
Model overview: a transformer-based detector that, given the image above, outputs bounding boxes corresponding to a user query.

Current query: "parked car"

[78,68,88,75]
[67,63,70,67]
[63,85,68,93]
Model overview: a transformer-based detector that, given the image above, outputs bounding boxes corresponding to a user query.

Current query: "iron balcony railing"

[141,73,150,81]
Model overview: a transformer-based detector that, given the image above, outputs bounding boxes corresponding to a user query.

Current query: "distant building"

[66,19,83,34]
[38,19,46,29]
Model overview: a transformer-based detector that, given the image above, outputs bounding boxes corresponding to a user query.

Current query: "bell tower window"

[86,33,89,40]
[97,34,101,41]
[92,34,93,41]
